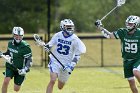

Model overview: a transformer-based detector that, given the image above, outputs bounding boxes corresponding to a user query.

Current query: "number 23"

[57,43,70,55]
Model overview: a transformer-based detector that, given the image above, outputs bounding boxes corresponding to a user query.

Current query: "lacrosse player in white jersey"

[44,19,86,93]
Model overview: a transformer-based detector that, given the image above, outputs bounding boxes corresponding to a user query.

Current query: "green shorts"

[123,59,140,78]
[4,68,25,85]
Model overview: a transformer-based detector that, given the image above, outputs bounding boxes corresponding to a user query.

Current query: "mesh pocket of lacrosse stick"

[33,34,45,46]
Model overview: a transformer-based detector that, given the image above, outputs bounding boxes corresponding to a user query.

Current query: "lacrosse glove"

[95,19,103,28]
[44,44,51,52]
[63,62,76,74]
[18,67,29,76]
[5,55,12,64]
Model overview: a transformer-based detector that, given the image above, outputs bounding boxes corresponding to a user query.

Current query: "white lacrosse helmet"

[60,19,74,36]
[12,27,24,43]
[125,15,140,31]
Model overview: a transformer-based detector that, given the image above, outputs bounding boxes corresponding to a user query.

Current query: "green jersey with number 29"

[113,28,140,60]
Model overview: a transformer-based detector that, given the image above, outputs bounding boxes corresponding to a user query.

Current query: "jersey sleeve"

[113,28,125,40]
[47,33,58,47]
[22,45,32,58]
[74,38,86,55]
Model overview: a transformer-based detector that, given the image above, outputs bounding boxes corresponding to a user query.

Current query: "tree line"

[0,0,139,34]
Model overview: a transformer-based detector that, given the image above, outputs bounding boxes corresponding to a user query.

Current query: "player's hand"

[63,62,76,74]
[95,19,102,28]
[44,44,50,52]
[5,55,12,64]
[18,68,27,76]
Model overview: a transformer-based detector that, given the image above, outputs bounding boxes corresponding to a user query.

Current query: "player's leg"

[128,78,138,93]
[14,84,21,92]
[133,59,140,83]
[58,80,65,90]
[46,60,60,93]
[123,60,138,93]
[133,70,140,82]
[14,73,25,92]
[46,72,58,93]
[2,68,13,93]
[58,69,70,90]
[2,77,11,93]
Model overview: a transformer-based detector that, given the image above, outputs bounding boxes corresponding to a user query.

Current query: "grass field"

[0,67,139,93]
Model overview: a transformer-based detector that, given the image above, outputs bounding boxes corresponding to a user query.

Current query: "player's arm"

[23,54,32,72]
[18,46,32,76]
[63,38,86,74]
[44,33,58,51]
[95,20,115,39]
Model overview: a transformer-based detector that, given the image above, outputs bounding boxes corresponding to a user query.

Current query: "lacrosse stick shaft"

[48,50,65,68]
[100,6,118,21]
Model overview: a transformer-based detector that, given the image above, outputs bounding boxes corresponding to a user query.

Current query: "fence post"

[101,38,104,67]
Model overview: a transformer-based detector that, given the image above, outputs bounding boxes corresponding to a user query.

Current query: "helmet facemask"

[125,15,140,31]
[12,27,24,43]
[63,25,74,35]
[60,19,75,36]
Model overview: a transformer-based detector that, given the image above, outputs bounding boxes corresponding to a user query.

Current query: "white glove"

[5,55,12,64]
[18,68,27,76]
[63,62,76,74]
[95,19,103,28]
[44,44,50,52]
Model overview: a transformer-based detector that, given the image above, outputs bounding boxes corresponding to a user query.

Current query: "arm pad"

[24,56,32,72]
[101,28,111,38]
[72,55,81,64]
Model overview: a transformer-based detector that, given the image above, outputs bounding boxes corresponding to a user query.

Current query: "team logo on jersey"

[124,38,138,42]
[58,39,72,45]
[8,48,18,53]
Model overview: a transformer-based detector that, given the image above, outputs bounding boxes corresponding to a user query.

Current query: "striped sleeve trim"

[113,31,119,39]
[24,53,32,58]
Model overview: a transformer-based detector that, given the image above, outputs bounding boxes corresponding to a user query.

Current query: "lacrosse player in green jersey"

[0,27,32,93]
[95,15,140,93]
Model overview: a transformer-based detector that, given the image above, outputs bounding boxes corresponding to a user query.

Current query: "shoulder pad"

[20,40,30,47]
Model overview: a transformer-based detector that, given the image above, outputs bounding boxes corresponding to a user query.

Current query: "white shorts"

[48,59,70,83]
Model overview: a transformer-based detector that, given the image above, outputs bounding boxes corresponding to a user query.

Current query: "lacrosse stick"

[100,0,126,21]
[33,34,65,69]
[0,52,19,71]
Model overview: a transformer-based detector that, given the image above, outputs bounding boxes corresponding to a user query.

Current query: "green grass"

[0,67,139,93]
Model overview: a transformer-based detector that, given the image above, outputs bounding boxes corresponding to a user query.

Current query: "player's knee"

[58,81,65,90]
[14,84,21,92]
[58,85,64,90]
[3,78,10,85]
[14,88,20,92]
[14,87,20,92]
[133,69,140,77]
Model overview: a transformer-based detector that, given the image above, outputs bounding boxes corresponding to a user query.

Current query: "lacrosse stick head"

[117,0,126,7]
[33,34,45,46]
